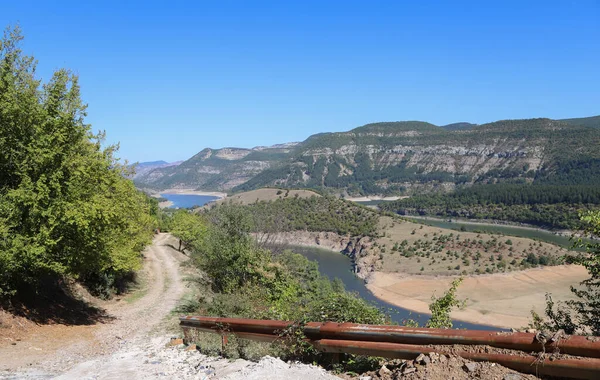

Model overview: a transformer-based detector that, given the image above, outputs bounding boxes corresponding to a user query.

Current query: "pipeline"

[180,316,600,379]
[179,316,600,358]
[313,339,600,380]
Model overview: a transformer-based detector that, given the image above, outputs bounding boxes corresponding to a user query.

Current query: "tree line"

[380,184,600,229]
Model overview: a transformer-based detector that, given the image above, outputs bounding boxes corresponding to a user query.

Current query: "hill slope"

[136,117,600,195]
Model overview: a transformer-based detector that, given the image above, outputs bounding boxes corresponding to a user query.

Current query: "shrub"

[426,278,466,329]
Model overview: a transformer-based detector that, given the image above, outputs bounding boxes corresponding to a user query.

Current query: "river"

[291,245,502,331]
[404,216,579,249]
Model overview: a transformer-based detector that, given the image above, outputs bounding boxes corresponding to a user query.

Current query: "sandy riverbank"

[158,188,228,198]
[365,265,589,329]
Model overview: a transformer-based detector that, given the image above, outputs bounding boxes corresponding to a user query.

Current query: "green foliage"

[381,183,599,229]
[0,26,155,298]
[535,210,600,335]
[168,210,207,252]
[303,291,388,325]
[564,211,600,335]
[195,205,268,293]
[208,195,380,237]
[426,278,466,329]
[181,204,389,367]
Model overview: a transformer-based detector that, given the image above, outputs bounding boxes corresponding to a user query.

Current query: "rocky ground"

[351,352,538,380]
[0,234,342,379]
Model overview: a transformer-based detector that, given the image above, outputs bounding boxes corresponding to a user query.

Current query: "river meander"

[291,245,502,331]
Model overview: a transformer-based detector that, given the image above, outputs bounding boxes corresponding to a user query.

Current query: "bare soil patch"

[366,264,589,329]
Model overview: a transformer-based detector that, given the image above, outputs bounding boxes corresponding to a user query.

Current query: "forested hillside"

[380,184,599,229]
[137,117,600,198]
[206,195,380,237]
[0,27,156,299]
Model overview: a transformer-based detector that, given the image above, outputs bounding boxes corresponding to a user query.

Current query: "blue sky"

[2,1,599,163]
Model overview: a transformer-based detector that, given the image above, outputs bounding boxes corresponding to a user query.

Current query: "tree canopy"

[0,26,155,298]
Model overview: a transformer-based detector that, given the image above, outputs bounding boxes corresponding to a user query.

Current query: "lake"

[160,193,220,208]
[292,245,502,331]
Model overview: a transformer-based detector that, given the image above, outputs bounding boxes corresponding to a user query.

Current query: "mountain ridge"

[134,116,600,195]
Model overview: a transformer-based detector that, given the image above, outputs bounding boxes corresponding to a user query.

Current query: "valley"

[135,117,600,198]
[3,8,600,379]
[190,189,589,329]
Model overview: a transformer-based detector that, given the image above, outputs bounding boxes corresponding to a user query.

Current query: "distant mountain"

[132,160,182,179]
[133,144,297,190]
[135,117,600,195]
[137,160,169,167]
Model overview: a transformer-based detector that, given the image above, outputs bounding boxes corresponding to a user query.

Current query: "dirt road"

[0,234,340,380]
[0,233,187,376]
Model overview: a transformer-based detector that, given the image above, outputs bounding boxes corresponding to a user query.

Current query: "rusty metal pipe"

[313,339,600,380]
[180,316,292,336]
[180,325,282,343]
[305,321,600,358]
[180,316,600,358]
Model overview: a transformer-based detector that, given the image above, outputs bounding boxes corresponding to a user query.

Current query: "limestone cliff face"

[134,144,297,191]
[135,117,600,194]
[233,118,600,194]
[269,231,380,280]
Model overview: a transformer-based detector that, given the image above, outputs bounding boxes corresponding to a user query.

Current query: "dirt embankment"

[0,233,189,373]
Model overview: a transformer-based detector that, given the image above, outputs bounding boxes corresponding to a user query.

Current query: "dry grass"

[373,216,568,276]
[219,188,320,206]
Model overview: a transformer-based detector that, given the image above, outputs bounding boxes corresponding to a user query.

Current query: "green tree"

[169,210,207,252]
[563,211,600,334]
[535,211,600,335]
[0,26,155,297]
[195,205,268,293]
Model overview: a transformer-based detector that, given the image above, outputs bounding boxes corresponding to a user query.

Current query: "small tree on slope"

[542,211,600,335]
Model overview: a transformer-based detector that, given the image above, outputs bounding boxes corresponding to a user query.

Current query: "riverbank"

[269,230,586,329]
[406,215,571,236]
[280,243,494,330]
[365,265,589,329]
[404,215,579,250]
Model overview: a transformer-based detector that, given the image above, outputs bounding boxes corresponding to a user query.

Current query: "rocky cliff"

[268,231,380,280]
[136,116,600,195]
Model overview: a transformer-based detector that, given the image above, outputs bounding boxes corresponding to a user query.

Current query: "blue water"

[160,193,220,208]
[292,245,502,331]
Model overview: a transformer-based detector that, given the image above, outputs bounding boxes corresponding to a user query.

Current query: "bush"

[535,211,600,335]
[427,278,465,329]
